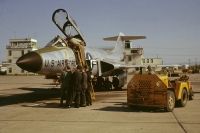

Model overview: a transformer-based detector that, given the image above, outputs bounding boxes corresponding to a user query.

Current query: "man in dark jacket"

[65,66,73,108]
[59,67,67,107]
[73,65,83,108]
[80,66,87,107]
[59,66,73,107]
[85,68,93,106]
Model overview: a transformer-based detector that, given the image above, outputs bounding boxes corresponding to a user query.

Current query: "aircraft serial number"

[44,59,76,67]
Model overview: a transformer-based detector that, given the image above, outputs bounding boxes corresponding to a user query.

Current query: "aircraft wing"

[99,58,143,76]
[103,59,142,68]
[52,9,86,46]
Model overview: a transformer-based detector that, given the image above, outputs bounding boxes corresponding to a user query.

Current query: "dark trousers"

[66,89,74,106]
[60,89,67,105]
[74,91,81,107]
[81,89,86,106]
[85,89,92,105]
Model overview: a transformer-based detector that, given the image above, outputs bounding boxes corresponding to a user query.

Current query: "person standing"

[73,65,83,108]
[65,66,73,108]
[85,68,93,106]
[59,67,67,107]
[80,67,87,107]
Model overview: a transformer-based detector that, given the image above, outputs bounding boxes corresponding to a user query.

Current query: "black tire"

[112,77,119,89]
[165,90,175,112]
[189,89,194,100]
[189,94,194,100]
[178,88,188,107]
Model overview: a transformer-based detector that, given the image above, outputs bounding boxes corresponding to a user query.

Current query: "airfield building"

[123,40,163,73]
[124,40,144,65]
[142,57,163,66]
[6,38,38,75]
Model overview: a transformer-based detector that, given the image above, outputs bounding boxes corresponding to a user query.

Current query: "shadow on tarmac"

[94,102,167,113]
[0,87,60,107]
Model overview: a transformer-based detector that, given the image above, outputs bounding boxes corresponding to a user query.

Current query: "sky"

[0,0,200,65]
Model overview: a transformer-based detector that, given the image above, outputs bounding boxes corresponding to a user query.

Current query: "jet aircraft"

[16,9,146,88]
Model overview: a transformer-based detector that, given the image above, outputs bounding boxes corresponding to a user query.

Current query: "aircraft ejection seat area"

[52,9,87,68]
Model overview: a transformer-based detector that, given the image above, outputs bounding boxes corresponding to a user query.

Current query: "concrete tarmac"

[0,75,200,133]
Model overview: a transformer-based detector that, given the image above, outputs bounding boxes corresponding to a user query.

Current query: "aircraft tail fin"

[110,33,125,60]
[103,33,146,61]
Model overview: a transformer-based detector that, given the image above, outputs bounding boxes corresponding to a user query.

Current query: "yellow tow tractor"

[127,68,194,112]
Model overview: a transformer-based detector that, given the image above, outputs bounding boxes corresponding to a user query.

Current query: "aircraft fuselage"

[16,46,76,75]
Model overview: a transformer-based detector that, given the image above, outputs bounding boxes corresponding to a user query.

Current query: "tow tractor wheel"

[165,90,175,112]
[189,89,194,100]
[178,88,188,107]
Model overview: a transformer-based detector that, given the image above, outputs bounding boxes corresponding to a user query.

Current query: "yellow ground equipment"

[127,73,193,112]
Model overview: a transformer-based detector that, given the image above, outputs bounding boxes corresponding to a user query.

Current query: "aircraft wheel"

[112,76,119,90]
[165,90,175,112]
[178,88,188,107]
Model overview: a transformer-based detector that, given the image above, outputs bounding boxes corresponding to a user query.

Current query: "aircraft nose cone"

[16,52,42,73]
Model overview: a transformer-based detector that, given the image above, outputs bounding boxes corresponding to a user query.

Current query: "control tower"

[6,38,38,75]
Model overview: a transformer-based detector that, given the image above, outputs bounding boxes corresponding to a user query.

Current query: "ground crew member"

[85,68,93,106]
[73,65,83,108]
[65,66,73,108]
[59,67,67,107]
[80,67,87,107]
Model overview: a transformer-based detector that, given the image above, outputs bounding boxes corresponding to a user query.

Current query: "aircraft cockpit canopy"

[45,35,68,48]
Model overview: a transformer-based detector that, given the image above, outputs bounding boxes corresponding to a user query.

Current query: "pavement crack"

[172,111,187,133]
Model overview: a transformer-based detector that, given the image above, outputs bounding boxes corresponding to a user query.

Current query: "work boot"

[80,104,86,107]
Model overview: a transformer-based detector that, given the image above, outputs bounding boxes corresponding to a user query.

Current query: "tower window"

[131,50,138,54]
[8,50,12,56]
[21,50,24,56]
[9,68,12,73]
[143,59,145,63]
[128,56,132,61]
[125,41,131,49]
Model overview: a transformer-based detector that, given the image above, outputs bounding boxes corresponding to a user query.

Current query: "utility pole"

[188,58,191,69]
